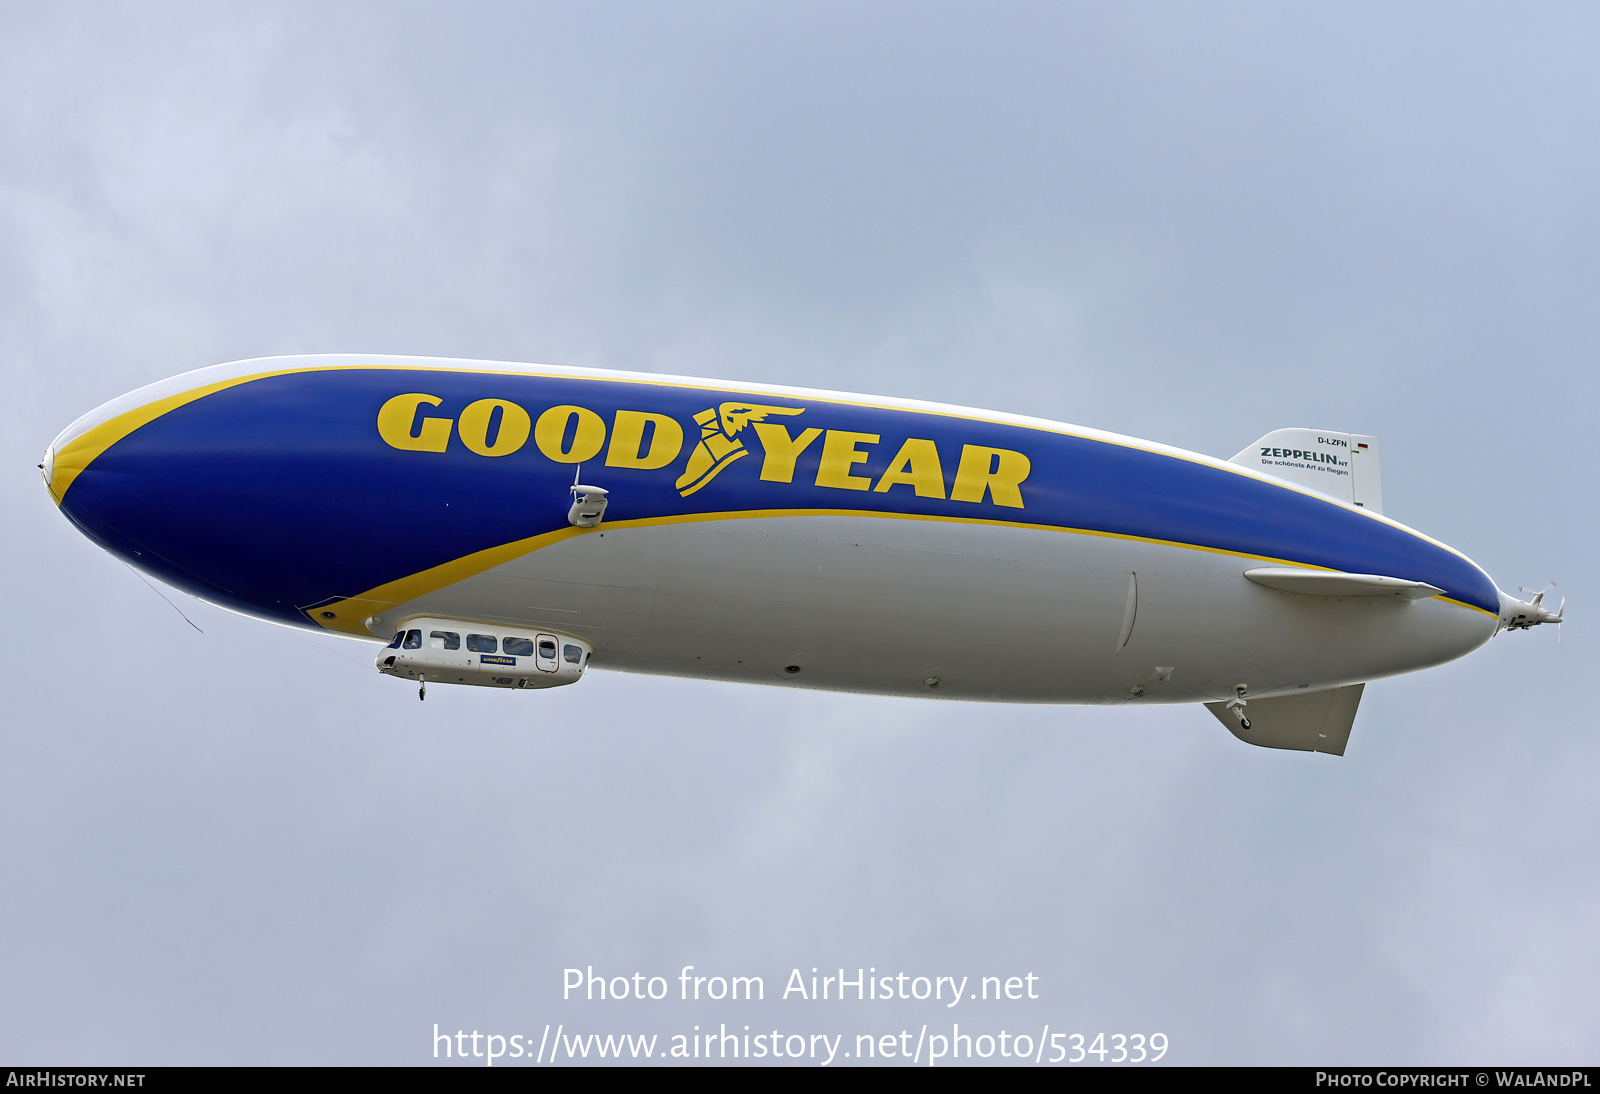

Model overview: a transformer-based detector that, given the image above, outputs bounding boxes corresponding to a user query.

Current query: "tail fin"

[1229,428,1383,513]
[1204,683,1364,756]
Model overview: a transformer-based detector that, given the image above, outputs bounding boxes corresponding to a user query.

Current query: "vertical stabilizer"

[1229,429,1383,514]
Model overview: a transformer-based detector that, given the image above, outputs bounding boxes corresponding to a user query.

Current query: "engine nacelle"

[376,616,592,691]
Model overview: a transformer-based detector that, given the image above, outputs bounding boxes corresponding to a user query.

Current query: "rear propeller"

[1504,583,1565,635]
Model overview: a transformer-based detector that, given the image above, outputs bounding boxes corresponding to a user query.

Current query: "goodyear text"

[377,393,1031,508]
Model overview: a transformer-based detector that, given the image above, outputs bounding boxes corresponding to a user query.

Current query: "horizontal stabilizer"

[1230,428,1383,513]
[1205,683,1365,756]
[1244,568,1444,600]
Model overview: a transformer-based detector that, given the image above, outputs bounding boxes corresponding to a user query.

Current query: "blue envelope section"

[57,366,1502,629]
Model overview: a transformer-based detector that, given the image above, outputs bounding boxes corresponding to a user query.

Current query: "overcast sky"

[2,1,1595,1066]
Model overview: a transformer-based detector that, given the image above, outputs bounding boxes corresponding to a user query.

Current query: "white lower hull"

[366,515,1497,704]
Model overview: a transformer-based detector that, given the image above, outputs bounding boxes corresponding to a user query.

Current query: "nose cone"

[44,363,346,628]
[44,358,566,634]
[43,371,286,622]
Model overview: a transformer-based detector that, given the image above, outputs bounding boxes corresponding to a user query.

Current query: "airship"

[42,355,1560,756]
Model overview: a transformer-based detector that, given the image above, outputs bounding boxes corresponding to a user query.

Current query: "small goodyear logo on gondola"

[376,394,1031,508]
[480,655,516,666]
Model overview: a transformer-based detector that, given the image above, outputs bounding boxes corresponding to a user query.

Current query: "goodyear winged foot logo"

[674,403,804,497]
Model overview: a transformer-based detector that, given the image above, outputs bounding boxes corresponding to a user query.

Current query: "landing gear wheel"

[1225,684,1249,729]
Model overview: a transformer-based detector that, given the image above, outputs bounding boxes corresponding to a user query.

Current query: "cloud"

[2,1,1594,1064]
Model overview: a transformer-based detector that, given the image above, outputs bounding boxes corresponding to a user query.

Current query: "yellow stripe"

[309,507,1499,636]
[49,375,269,503]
